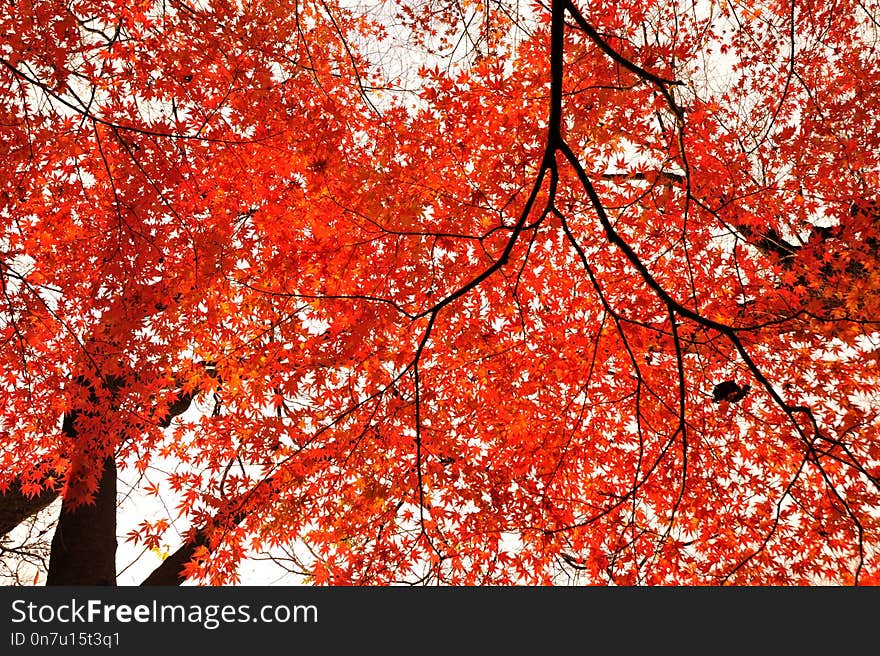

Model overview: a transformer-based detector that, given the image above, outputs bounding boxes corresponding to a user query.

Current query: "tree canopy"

[1,0,879,585]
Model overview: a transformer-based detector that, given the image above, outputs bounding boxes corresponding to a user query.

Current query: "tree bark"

[23,386,195,584]
[141,491,254,585]
[140,527,210,586]
[46,456,117,586]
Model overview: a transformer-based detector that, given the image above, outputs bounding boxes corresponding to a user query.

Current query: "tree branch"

[0,473,60,538]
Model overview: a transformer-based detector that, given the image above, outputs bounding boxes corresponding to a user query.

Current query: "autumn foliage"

[1,0,880,585]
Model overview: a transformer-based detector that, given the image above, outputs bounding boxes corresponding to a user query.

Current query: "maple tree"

[1,0,879,586]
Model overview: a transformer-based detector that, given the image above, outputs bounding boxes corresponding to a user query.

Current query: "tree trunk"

[46,456,117,586]
[141,528,210,586]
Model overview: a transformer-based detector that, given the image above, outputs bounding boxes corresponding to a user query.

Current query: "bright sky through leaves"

[1,0,879,585]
